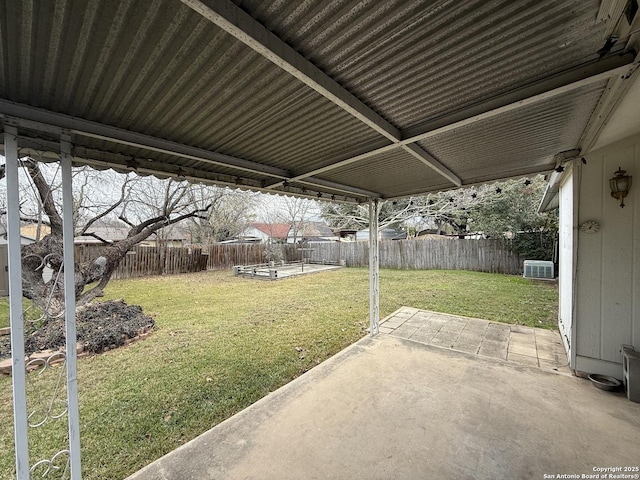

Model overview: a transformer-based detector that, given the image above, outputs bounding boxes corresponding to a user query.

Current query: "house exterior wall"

[241,227,270,243]
[571,133,640,378]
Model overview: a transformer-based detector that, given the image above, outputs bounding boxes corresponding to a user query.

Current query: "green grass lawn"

[0,301,7,329]
[0,268,557,479]
[0,299,43,330]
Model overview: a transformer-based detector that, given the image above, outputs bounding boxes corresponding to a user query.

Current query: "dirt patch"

[0,300,155,360]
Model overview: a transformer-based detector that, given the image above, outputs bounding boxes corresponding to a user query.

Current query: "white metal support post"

[5,125,30,478]
[369,198,380,336]
[61,134,83,478]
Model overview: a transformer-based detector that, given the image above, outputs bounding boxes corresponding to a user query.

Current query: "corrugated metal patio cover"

[1,0,638,202]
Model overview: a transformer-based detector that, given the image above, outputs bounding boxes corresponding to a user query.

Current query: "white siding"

[241,227,270,243]
[574,134,640,377]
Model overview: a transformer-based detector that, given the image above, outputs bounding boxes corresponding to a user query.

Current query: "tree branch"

[84,232,111,244]
[125,214,168,238]
[79,175,133,235]
[118,214,136,228]
[23,158,64,234]
[0,213,53,227]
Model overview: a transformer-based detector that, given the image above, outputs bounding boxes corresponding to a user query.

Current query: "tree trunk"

[14,159,212,320]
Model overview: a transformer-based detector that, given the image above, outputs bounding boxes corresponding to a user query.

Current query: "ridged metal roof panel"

[237,0,608,129]
[0,0,623,202]
[0,0,381,174]
[318,148,452,198]
[419,82,607,183]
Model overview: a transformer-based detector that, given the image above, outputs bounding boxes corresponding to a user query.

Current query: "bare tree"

[1,158,213,317]
[319,200,421,232]
[258,196,317,244]
[73,166,135,238]
[279,196,315,244]
[320,176,554,239]
[186,185,257,244]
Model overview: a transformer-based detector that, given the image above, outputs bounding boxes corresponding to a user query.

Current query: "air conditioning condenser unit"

[523,260,554,279]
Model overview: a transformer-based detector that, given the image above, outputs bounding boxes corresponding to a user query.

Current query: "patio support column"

[5,125,30,478]
[61,134,82,479]
[369,198,380,336]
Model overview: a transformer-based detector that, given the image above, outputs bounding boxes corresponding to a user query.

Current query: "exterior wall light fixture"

[609,167,632,208]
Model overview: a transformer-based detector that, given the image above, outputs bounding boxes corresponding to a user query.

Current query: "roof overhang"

[538,157,578,212]
[2,0,640,203]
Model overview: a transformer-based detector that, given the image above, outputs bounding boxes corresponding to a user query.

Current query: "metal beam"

[553,149,582,166]
[297,177,382,199]
[75,156,365,204]
[6,139,364,204]
[182,0,461,188]
[61,135,82,479]
[401,144,462,187]
[578,53,640,153]
[0,100,291,179]
[181,0,401,143]
[5,125,30,479]
[268,142,462,190]
[401,53,637,143]
[265,143,398,190]
[1,107,379,200]
[369,199,380,336]
[455,163,559,186]
[262,55,636,188]
[378,162,563,202]
[537,150,581,212]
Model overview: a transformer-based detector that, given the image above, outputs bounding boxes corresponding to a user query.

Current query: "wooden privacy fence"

[74,245,210,279]
[73,243,298,280]
[201,243,298,270]
[73,238,522,279]
[306,238,523,274]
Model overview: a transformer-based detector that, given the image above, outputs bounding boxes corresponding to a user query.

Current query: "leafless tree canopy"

[259,196,317,244]
[0,158,254,317]
[320,176,556,238]
[186,184,258,244]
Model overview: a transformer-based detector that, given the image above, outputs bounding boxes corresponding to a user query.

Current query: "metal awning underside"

[1,0,639,203]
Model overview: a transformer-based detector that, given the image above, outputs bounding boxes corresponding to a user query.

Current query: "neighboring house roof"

[75,226,130,244]
[250,223,290,239]
[296,222,334,238]
[153,225,191,243]
[18,222,189,245]
[19,223,129,244]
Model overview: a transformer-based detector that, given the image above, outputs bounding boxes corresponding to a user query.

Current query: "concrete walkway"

[127,318,640,480]
[380,307,571,374]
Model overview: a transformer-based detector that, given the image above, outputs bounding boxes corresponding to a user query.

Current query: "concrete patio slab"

[381,307,571,374]
[127,334,640,480]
